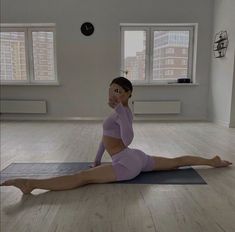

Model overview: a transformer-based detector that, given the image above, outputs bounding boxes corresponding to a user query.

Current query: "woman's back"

[102,103,133,156]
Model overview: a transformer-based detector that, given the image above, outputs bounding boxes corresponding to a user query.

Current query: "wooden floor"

[1,121,235,232]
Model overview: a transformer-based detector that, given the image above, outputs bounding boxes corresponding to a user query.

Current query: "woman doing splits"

[0,77,233,194]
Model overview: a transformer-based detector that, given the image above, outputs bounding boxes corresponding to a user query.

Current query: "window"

[122,30,146,81]
[165,59,174,65]
[121,24,197,84]
[165,70,174,75]
[181,69,187,75]
[166,48,175,54]
[182,48,187,54]
[182,59,187,65]
[0,23,58,85]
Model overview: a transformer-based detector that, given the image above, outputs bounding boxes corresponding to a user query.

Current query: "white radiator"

[0,100,47,113]
[133,101,181,114]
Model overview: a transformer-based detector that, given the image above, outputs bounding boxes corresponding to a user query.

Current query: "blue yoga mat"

[0,162,207,184]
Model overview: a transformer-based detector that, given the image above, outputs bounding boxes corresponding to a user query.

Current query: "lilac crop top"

[94,102,134,164]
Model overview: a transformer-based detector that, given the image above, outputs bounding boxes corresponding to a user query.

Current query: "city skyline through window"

[0,24,57,84]
[0,32,27,81]
[121,25,195,83]
[124,31,146,80]
[153,30,189,80]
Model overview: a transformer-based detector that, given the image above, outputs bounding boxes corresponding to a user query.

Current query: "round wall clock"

[80,22,94,36]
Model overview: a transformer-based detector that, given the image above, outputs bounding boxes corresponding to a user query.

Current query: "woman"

[0,77,232,194]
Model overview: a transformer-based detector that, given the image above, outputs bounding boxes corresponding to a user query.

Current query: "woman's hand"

[88,161,101,168]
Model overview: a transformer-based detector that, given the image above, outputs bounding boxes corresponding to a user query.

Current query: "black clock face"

[81,22,94,36]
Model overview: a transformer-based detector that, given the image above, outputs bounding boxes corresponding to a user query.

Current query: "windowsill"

[0,82,60,86]
[1,82,199,86]
[132,82,199,86]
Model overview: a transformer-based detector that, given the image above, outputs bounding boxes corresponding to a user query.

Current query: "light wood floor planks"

[1,121,235,232]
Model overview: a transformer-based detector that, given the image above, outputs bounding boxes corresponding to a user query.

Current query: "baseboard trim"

[211,119,231,128]
[0,116,209,122]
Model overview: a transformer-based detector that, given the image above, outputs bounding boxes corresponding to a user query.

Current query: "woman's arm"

[93,140,105,165]
[114,102,134,146]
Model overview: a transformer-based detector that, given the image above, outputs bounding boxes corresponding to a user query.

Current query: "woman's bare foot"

[0,178,35,194]
[211,155,233,168]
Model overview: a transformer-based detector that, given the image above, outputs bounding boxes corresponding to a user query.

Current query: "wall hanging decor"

[80,22,94,36]
[213,30,229,58]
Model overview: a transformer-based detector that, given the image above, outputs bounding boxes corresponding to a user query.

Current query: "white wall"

[230,51,235,126]
[208,0,235,127]
[1,0,214,120]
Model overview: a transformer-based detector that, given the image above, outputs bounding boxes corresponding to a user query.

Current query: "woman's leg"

[151,155,232,171]
[0,164,117,194]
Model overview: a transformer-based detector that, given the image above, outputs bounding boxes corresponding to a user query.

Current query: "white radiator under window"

[133,101,181,114]
[0,100,47,113]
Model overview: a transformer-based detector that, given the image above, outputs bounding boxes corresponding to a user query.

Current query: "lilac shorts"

[111,147,155,181]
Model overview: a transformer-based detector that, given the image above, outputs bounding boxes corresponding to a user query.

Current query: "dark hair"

[110,77,133,98]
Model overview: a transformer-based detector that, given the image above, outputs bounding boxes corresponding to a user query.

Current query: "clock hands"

[87,26,93,31]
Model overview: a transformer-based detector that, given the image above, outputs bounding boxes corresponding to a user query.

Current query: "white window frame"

[0,23,59,86]
[120,23,198,85]
[120,26,150,82]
